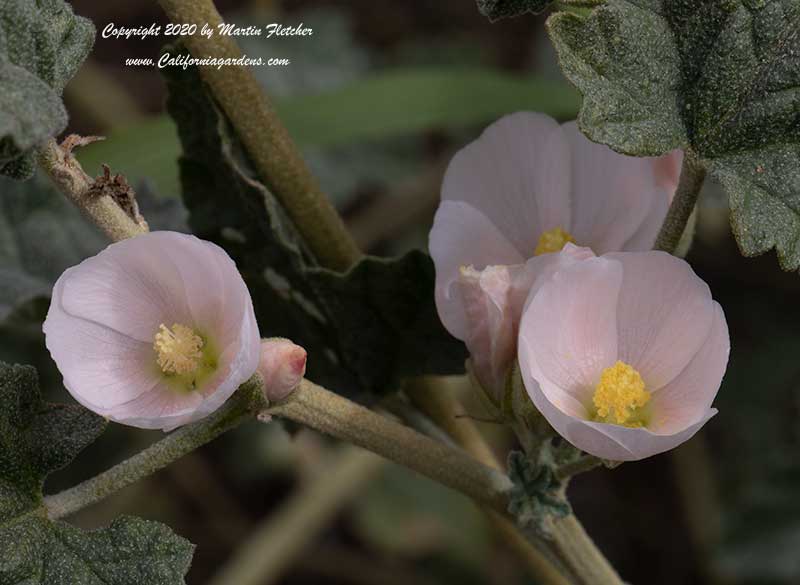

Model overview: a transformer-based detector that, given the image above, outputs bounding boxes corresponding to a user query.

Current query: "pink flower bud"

[257,338,307,402]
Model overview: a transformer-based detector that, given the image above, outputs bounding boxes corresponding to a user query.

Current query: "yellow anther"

[534,226,575,255]
[153,323,204,375]
[592,361,650,427]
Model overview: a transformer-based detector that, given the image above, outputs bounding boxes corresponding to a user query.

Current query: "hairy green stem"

[45,377,513,523]
[269,380,513,512]
[45,378,265,520]
[155,0,361,272]
[654,152,707,253]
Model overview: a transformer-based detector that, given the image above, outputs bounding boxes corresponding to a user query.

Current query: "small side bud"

[258,338,307,403]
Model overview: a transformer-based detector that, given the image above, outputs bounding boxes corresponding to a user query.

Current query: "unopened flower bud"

[257,338,307,402]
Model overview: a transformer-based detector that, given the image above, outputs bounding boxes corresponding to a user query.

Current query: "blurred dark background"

[1,1,798,584]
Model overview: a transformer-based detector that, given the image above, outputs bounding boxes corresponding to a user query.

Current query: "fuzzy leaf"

[477,0,552,20]
[0,362,194,584]
[548,1,800,269]
[163,54,467,397]
[0,0,95,179]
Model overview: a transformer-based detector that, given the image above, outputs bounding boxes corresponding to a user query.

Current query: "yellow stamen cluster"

[592,361,650,427]
[534,226,575,255]
[153,323,204,375]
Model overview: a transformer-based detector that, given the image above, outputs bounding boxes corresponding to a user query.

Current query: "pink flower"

[430,112,681,396]
[43,231,261,431]
[257,338,307,402]
[518,252,729,461]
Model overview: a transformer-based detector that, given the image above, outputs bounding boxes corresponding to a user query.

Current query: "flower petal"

[649,302,729,434]
[58,233,195,342]
[609,251,715,391]
[564,122,675,253]
[430,200,523,340]
[580,411,717,461]
[521,347,717,461]
[441,112,571,256]
[518,256,621,402]
[44,269,162,410]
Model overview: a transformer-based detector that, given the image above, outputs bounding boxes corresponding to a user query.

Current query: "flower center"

[592,361,650,427]
[153,323,204,375]
[534,226,575,255]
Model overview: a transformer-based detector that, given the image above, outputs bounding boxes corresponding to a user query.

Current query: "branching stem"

[46,378,511,522]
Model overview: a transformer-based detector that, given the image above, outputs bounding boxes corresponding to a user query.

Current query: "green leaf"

[548,1,800,269]
[164,56,466,397]
[0,0,95,180]
[0,362,194,584]
[477,0,552,20]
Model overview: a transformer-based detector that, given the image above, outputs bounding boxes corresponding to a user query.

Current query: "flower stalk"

[654,152,707,254]
[268,380,513,512]
[45,377,265,520]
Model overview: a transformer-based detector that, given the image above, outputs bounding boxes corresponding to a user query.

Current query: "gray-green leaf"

[548,1,800,269]
[0,362,194,584]
[0,0,95,179]
[163,53,467,397]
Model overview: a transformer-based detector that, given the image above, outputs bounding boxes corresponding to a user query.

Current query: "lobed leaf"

[548,0,800,269]
[0,363,194,585]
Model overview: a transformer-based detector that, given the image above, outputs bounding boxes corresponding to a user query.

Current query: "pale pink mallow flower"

[518,251,729,461]
[43,231,261,431]
[257,338,307,402]
[430,112,682,397]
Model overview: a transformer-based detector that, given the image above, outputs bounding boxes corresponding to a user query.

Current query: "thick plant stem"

[156,0,361,272]
[45,379,265,520]
[405,377,572,585]
[37,139,148,242]
[268,380,513,513]
[654,152,707,253]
